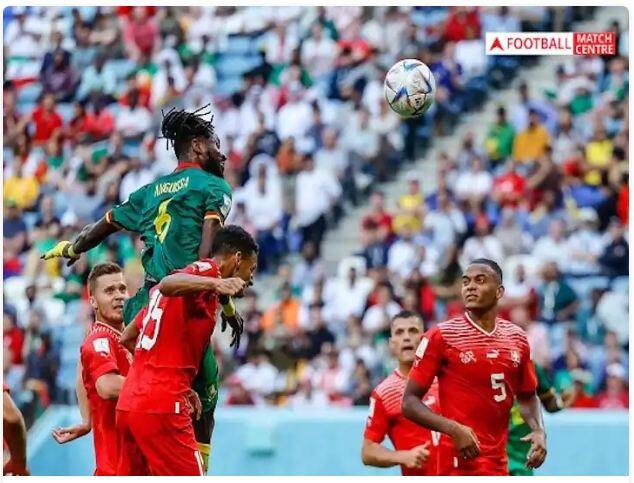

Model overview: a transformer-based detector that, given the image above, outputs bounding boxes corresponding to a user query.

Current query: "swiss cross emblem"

[460,351,476,364]
[510,350,520,367]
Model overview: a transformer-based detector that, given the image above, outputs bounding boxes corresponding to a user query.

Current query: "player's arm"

[199,217,222,259]
[362,439,429,469]
[95,373,125,399]
[41,216,120,266]
[362,393,429,469]
[158,271,245,297]
[517,353,547,469]
[3,391,29,475]
[402,329,480,460]
[52,361,92,444]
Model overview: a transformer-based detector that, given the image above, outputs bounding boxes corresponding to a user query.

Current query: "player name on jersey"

[154,176,190,197]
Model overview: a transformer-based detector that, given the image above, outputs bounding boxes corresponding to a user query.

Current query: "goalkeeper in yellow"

[43,106,242,473]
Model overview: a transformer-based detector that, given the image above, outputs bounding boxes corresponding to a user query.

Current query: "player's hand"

[3,459,30,476]
[52,422,91,444]
[221,311,244,349]
[213,277,246,296]
[561,389,576,408]
[522,430,547,469]
[449,422,480,460]
[400,442,430,468]
[185,388,202,421]
[40,241,81,267]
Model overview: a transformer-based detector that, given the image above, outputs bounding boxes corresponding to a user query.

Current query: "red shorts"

[116,410,204,476]
[437,440,508,476]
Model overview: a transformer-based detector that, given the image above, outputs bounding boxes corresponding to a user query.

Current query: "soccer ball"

[384,59,436,119]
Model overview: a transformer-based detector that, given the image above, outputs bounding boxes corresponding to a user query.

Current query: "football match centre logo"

[486,31,616,56]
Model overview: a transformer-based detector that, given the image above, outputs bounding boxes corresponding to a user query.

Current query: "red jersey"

[80,321,132,476]
[409,314,537,476]
[117,259,220,415]
[365,371,442,475]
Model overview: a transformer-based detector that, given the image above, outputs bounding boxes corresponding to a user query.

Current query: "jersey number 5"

[490,373,507,402]
[138,290,164,350]
[153,198,172,243]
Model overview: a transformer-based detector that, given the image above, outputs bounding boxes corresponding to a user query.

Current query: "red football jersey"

[365,371,443,476]
[409,313,537,476]
[80,321,132,476]
[117,259,220,415]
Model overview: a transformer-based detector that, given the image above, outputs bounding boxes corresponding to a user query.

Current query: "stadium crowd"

[2,6,628,424]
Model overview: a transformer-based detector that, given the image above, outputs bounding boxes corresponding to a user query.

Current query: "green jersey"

[109,165,232,282]
[507,363,552,476]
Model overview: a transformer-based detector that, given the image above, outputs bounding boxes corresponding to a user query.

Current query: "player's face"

[389,317,423,364]
[90,273,129,324]
[231,251,258,298]
[201,134,227,177]
[461,264,504,312]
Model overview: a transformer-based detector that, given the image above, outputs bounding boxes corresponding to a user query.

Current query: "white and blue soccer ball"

[384,59,436,119]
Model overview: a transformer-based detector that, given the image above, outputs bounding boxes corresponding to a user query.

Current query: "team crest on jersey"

[459,351,476,364]
[93,338,110,355]
[486,349,499,359]
[510,350,520,367]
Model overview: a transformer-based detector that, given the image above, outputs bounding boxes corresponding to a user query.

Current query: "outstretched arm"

[41,216,120,266]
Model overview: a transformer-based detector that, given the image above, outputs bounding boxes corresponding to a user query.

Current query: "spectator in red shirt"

[569,370,599,409]
[30,94,63,146]
[83,95,115,142]
[595,364,629,409]
[493,161,526,208]
[4,311,24,365]
[122,7,159,62]
[444,7,481,43]
[361,190,394,242]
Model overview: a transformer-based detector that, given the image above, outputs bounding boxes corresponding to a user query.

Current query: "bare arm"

[76,360,91,426]
[52,363,92,444]
[3,392,28,475]
[95,373,125,399]
[361,438,428,469]
[402,379,480,460]
[198,217,222,259]
[158,272,245,297]
[518,394,547,468]
[72,216,121,255]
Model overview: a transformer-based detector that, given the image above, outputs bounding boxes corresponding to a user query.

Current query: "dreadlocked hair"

[160,105,215,159]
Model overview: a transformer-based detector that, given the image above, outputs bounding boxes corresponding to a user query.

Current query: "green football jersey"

[109,166,232,282]
[507,363,552,475]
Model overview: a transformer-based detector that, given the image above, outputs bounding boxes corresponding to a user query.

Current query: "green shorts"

[507,442,533,476]
[123,282,220,430]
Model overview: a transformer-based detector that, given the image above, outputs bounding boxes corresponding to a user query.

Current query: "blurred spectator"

[294,153,341,254]
[76,54,117,102]
[599,219,628,277]
[569,369,599,408]
[260,283,301,332]
[30,94,63,146]
[532,219,569,268]
[4,311,25,365]
[122,7,160,62]
[361,282,401,335]
[595,363,628,409]
[513,109,550,163]
[41,49,79,103]
[460,216,503,268]
[225,376,257,406]
[538,262,579,324]
[486,106,515,166]
[292,241,326,291]
[235,351,279,398]
[393,173,424,234]
[565,209,604,275]
[454,156,493,203]
[115,89,153,141]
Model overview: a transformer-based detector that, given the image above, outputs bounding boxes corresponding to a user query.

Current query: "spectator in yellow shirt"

[584,124,613,185]
[4,164,40,210]
[393,172,424,234]
[513,109,551,163]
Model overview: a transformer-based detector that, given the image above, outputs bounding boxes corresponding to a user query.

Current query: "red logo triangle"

[490,37,504,51]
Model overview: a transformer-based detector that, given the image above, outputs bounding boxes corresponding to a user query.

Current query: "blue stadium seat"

[224,35,256,55]
[566,276,610,302]
[610,276,628,294]
[56,103,75,123]
[215,54,261,77]
[107,59,137,81]
[216,77,244,96]
[18,83,42,104]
